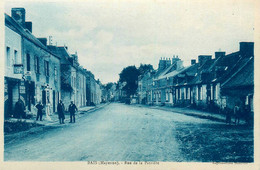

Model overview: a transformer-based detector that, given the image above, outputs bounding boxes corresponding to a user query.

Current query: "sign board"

[13,64,24,74]
[24,71,32,81]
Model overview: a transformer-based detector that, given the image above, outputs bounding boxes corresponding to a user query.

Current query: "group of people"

[35,100,78,124]
[224,103,248,125]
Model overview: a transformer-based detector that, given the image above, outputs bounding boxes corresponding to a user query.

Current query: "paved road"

[4,103,253,162]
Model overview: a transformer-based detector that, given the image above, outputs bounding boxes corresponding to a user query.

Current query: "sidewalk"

[135,104,247,125]
[4,103,109,137]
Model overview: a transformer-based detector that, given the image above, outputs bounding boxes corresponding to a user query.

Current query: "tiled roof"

[222,57,254,88]
[48,46,71,65]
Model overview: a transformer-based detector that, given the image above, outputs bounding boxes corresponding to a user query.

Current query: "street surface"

[4,103,253,162]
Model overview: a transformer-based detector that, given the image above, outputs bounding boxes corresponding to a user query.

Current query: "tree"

[105,82,114,90]
[119,66,140,96]
[138,64,154,75]
[118,64,154,97]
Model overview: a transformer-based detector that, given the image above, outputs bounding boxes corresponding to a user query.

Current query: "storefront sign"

[13,64,24,74]
[20,86,26,94]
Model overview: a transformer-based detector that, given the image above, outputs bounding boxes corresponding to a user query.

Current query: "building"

[5,8,61,118]
[138,42,254,119]
[48,46,87,110]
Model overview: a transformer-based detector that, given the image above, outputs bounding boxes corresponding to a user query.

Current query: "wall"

[5,26,22,79]
[23,37,61,114]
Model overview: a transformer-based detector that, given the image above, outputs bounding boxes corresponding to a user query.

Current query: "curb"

[135,104,247,125]
[4,103,110,143]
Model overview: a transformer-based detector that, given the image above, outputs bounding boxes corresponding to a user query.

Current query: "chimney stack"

[25,21,32,33]
[215,51,225,60]
[11,8,26,28]
[191,59,196,65]
[37,38,47,46]
[239,42,254,57]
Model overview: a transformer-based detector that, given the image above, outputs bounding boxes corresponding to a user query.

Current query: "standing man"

[57,100,65,124]
[69,101,78,123]
[35,101,44,121]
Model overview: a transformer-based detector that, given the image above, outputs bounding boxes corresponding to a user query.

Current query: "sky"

[5,0,255,84]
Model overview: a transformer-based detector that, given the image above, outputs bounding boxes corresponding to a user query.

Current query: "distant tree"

[105,82,114,90]
[119,66,140,96]
[138,64,154,75]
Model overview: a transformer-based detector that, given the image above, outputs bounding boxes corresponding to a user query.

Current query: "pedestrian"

[13,98,25,119]
[57,100,65,124]
[68,101,78,123]
[224,106,231,125]
[35,101,44,121]
[234,104,240,125]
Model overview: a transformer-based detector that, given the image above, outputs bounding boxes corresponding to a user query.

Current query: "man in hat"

[68,101,78,123]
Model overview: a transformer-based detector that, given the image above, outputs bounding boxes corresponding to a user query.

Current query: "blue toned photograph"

[3,0,255,164]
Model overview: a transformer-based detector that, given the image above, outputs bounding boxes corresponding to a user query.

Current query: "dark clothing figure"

[69,103,78,123]
[13,99,25,119]
[57,102,65,124]
[36,103,44,121]
[224,107,231,125]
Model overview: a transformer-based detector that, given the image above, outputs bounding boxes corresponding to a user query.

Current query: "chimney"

[158,58,166,71]
[198,55,212,66]
[172,55,180,64]
[25,21,32,33]
[11,8,26,28]
[215,52,225,60]
[239,42,254,57]
[37,38,47,46]
[166,58,171,68]
[191,59,196,65]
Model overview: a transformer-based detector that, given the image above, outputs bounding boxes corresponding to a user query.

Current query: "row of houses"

[4,8,103,119]
[138,42,254,117]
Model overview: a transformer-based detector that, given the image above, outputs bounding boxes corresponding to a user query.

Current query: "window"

[35,56,40,74]
[44,60,49,76]
[166,92,169,101]
[198,85,202,100]
[54,67,57,81]
[6,47,10,66]
[184,88,186,100]
[14,50,18,64]
[176,89,179,100]
[26,53,31,71]
[187,88,190,99]
[180,88,182,100]
[215,85,218,100]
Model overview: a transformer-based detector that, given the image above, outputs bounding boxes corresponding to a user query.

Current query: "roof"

[5,13,60,59]
[48,46,71,65]
[222,57,254,88]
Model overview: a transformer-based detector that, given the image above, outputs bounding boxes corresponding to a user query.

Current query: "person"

[57,100,65,124]
[35,101,44,121]
[68,101,78,123]
[13,98,25,119]
[224,106,231,125]
[234,104,240,125]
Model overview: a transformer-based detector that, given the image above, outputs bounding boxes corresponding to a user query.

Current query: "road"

[4,103,253,162]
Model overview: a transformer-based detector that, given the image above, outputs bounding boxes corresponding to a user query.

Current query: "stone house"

[4,14,23,119]
[47,46,86,110]
[138,42,254,118]
[5,8,61,117]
